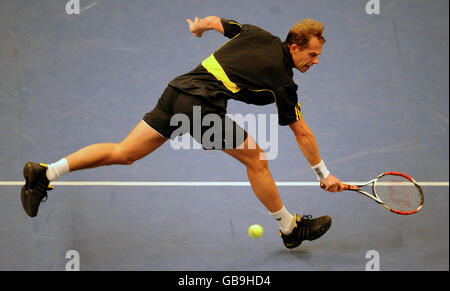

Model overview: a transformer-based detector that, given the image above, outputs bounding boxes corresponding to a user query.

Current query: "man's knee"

[245,150,269,173]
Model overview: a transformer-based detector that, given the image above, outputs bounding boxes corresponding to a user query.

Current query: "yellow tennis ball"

[248,224,263,238]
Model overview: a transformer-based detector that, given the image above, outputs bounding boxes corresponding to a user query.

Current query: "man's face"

[289,37,323,73]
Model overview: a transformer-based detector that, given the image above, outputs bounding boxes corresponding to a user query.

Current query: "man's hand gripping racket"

[321,171,424,215]
[320,174,344,192]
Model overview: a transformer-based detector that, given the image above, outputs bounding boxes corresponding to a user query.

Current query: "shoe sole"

[23,162,45,187]
[21,186,37,217]
[21,162,48,217]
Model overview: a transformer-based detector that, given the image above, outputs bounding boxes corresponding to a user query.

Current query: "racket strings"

[374,175,423,212]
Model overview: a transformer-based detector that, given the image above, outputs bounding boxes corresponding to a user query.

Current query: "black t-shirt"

[169,19,303,126]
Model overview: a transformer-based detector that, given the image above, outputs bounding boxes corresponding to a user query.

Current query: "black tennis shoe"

[21,162,54,217]
[280,214,332,249]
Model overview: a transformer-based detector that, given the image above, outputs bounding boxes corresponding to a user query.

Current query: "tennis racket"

[322,172,424,215]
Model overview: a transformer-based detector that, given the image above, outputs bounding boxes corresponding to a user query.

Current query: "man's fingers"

[331,183,344,193]
[320,176,344,193]
[320,182,342,192]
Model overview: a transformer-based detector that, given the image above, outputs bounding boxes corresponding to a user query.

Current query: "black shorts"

[143,86,247,150]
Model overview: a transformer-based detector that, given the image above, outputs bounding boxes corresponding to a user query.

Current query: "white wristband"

[311,160,330,181]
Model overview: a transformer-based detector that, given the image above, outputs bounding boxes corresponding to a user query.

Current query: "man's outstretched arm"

[186,16,224,37]
[289,118,344,193]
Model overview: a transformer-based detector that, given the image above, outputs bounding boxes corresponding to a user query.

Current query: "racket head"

[373,172,424,215]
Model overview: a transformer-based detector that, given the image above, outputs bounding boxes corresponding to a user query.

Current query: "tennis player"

[21,16,344,249]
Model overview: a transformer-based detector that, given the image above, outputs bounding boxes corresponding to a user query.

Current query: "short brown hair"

[285,19,326,49]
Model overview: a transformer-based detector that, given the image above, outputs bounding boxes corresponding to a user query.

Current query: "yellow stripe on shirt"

[229,21,243,28]
[201,54,241,94]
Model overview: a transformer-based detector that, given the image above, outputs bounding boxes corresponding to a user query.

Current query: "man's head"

[286,19,326,73]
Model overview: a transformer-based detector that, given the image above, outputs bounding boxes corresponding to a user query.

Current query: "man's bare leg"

[22,120,167,217]
[222,135,296,234]
[222,135,283,213]
[66,120,167,172]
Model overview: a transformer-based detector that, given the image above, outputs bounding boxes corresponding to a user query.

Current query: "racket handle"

[343,184,359,190]
[321,183,356,191]
[321,182,351,190]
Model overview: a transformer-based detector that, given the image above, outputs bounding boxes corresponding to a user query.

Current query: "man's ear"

[289,43,299,54]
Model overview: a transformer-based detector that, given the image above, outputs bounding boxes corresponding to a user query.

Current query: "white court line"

[0,181,448,187]
[80,1,101,12]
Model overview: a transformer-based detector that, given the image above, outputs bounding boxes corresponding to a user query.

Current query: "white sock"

[270,206,296,235]
[46,158,70,181]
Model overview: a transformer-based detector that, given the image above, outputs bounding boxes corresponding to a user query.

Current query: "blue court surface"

[0,0,448,271]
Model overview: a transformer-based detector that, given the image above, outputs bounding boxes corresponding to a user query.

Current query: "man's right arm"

[289,118,344,193]
[186,16,224,37]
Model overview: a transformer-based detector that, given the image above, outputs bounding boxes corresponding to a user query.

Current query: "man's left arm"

[289,119,344,193]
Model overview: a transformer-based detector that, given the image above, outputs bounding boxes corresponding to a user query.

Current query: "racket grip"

[343,184,359,190]
[321,182,354,190]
